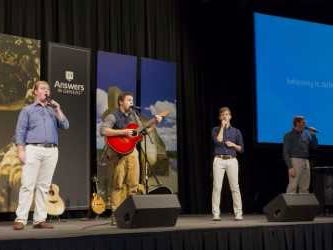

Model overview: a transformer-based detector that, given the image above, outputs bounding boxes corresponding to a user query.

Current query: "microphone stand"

[132,109,161,194]
[142,127,150,193]
[139,129,163,194]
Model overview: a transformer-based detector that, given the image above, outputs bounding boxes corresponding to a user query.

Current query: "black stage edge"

[0,215,332,250]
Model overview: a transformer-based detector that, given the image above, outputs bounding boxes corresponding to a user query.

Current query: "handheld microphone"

[130,105,141,110]
[45,94,52,102]
[45,95,57,108]
[305,126,320,133]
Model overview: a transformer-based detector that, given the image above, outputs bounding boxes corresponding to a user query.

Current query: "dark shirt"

[283,129,318,168]
[212,126,244,157]
[15,102,69,145]
[100,109,140,135]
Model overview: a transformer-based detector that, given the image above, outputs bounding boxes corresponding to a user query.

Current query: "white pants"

[15,145,58,225]
[212,157,243,217]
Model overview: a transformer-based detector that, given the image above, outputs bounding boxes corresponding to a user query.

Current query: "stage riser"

[1,223,332,250]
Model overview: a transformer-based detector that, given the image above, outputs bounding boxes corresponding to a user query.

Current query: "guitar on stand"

[46,184,65,221]
[91,176,106,217]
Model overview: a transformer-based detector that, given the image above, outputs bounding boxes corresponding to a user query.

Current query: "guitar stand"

[48,215,62,224]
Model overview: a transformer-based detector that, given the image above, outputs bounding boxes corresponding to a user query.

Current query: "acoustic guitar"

[105,111,169,155]
[91,176,106,215]
[46,183,65,216]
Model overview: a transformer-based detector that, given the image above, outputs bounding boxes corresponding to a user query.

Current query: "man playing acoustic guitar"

[100,92,162,225]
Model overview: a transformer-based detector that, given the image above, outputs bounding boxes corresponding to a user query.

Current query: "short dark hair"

[219,106,231,114]
[118,91,133,105]
[293,116,305,127]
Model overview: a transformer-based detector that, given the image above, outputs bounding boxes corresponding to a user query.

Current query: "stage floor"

[1,214,333,241]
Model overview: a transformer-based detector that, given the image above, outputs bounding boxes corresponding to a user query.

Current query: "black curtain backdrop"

[2,0,333,215]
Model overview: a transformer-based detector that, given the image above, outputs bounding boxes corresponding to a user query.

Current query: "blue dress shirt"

[212,126,244,157]
[15,102,69,145]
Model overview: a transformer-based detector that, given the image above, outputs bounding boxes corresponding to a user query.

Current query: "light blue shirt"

[15,102,69,145]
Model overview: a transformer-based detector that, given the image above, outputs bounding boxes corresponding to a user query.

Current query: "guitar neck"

[139,112,169,133]
[140,117,158,132]
[92,178,101,194]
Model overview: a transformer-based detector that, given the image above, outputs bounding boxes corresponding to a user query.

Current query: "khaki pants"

[107,149,140,211]
[286,158,310,193]
[212,157,243,217]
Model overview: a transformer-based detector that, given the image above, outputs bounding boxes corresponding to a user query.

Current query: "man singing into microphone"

[211,107,244,221]
[283,116,318,194]
[100,92,162,225]
[13,81,69,230]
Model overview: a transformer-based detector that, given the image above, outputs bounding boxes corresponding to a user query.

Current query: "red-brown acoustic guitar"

[105,111,169,155]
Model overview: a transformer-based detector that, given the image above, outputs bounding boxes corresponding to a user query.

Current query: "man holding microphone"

[283,116,318,194]
[13,80,69,230]
[211,107,244,221]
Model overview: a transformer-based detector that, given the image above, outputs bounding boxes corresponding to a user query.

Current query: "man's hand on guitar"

[123,129,135,137]
[155,115,163,123]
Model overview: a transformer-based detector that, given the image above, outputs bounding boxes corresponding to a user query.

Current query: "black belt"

[27,143,57,148]
[215,155,235,160]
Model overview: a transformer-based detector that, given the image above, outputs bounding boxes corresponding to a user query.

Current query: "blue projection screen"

[254,12,333,145]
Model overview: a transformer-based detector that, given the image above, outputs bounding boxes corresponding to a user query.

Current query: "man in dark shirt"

[100,92,162,225]
[211,107,244,221]
[283,116,318,193]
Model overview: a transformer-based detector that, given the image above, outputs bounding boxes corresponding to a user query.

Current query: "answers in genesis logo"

[53,70,85,96]
[65,71,74,82]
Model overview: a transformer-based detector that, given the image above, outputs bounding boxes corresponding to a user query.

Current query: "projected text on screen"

[254,12,333,145]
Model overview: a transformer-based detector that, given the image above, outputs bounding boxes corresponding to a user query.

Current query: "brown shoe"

[13,221,25,230]
[33,221,54,229]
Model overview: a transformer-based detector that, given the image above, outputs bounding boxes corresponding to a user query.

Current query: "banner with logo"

[96,51,137,207]
[140,58,178,193]
[0,33,41,212]
[48,43,91,209]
